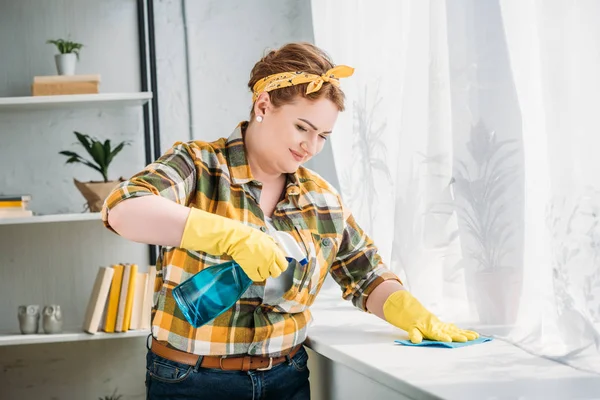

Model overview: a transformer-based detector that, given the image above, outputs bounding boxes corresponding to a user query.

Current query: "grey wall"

[0,1,337,399]
[0,0,145,215]
[0,0,141,97]
[0,1,149,399]
[155,0,340,190]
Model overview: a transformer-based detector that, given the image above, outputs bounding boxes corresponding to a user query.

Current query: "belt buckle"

[256,357,273,371]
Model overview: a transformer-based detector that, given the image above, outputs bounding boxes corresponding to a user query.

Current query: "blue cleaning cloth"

[394,336,492,348]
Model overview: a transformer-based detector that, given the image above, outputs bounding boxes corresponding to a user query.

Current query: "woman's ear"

[253,92,272,117]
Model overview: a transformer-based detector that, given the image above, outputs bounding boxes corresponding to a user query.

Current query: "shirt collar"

[226,121,301,195]
[225,122,254,185]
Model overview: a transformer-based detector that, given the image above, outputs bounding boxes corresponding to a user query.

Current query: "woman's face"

[250,94,339,174]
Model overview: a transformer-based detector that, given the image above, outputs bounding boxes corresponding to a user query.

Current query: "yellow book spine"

[122,264,138,331]
[104,264,124,333]
[0,201,24,208]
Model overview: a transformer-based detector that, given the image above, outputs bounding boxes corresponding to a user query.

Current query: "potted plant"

[46,38,83,75]
[453,120,522,325]
[99,388,122,400]
[59,131,128,212]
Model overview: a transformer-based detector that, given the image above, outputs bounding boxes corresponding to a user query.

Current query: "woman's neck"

[244,122,284,185]
[247,153,284,186]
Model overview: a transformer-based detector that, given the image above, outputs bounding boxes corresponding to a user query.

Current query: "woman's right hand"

[180,208,289,281]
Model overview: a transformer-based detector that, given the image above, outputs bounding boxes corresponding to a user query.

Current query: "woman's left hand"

[383,290,479,344]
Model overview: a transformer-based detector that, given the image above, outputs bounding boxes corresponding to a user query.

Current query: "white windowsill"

[306,290,600,400]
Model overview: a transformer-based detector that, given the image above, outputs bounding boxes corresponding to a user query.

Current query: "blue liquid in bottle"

[172,261,252,328]
[172,256,306,328]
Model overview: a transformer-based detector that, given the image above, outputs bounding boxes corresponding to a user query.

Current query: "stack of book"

[31,74,101,96]
[83,264,156,334]
[0,195,33,219]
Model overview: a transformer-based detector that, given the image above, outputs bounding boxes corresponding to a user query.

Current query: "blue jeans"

[146,346,310,400]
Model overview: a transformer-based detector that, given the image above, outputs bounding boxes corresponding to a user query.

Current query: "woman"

[102,42,478,400]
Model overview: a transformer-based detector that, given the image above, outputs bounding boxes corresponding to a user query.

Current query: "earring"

[255,115,263,123]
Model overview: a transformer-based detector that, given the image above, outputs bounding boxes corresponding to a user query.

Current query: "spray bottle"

[172,229,308,328]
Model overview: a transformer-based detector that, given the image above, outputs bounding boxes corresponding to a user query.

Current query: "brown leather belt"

[151,337,302,371]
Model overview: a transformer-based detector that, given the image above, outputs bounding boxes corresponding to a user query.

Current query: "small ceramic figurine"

[18,305,40,334]
[42,305,63,334]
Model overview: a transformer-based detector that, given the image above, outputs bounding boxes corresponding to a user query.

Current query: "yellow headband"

[252,65,354,102]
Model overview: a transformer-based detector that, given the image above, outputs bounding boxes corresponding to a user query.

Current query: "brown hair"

[248,42,346,115]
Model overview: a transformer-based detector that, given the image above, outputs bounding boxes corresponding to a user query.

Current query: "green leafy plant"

[59,131,129,182]
[46,38,84,58]
[98,388,122,400]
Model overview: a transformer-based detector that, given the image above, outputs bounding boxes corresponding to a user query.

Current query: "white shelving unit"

[0,2,157,398]
[0,92,152,111]
[0,212,101,226]
[0,329,150,346]
[0,93,151,346]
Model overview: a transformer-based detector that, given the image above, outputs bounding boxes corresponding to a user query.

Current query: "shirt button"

[260,226,267,232]
[322,238,331,247]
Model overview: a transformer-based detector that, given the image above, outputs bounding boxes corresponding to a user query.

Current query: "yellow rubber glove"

[383,290,479,343]
[180,208,289,282]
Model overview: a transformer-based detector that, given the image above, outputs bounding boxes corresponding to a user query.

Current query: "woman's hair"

[248,42,346,114]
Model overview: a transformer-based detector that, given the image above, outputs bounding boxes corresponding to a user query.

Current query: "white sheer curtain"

[312,0,600,374]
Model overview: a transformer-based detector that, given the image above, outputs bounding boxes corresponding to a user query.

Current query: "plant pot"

[54,53,77,75]
[465,267,522,325]
[74,178,123,212]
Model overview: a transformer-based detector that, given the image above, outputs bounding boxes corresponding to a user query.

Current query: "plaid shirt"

[102,122,400,357]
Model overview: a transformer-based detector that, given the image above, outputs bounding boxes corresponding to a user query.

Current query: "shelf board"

[0,329,150,346]
[0,92,152,111]
[0,212,101,225]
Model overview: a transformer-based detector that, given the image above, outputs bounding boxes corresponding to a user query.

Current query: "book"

[122,264,138,331]
[0,209,33,218]
[82,267,115,334]
[32,74,101,96]
[115,264,131,332]
[98,288,110,332]
[0,201,27,209]
[32,81,99,96]
[140,265,157,330]
[0,195,31,209]
[129,271,148,330]
[33,74,101,83]
[0,195,31,202]
[103,264,124,333]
